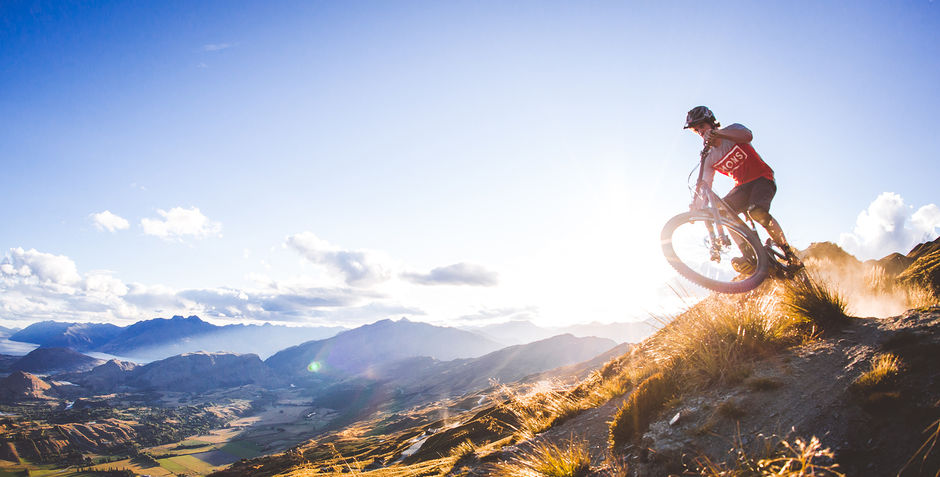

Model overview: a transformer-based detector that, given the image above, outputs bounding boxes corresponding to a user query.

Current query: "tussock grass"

[608,371,678,449]
[449,439,477,461]
[901,283,940,309]
[898,250,940,298]
[900,404,940,477]
[851,353,901,394]
[490,436,591,477]
[782,273,849,331]
[496,381,586,439]
[650,294,801,387]
[695,434,844,476]
[746,377,783,392]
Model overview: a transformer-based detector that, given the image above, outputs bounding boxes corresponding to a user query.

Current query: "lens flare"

[307,361,322,373]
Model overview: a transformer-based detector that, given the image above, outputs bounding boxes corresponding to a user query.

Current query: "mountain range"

[8,315,348,361]
[0,317,620,403]
[264,318,505,378]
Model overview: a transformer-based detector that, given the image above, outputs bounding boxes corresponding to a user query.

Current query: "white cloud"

[85,271,129,297]
[201,43,233,52]
[0,247,403,326]
[839,192,940,260]
[141,207,222,241]
[1,248,82,287]
[402,262,499,286]
[91,210,130,232]
[285,232,392,287]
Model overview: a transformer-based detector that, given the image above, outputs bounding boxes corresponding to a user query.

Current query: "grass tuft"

[608,371,678,449]
[695,434,844,476]
[496,381,586,439]
[898,250,940,299]
[746,377,784,392]
[490,436,592,477]
[782,273,850,331]
[449,439,477,461]
[650,294,800,387]
[851,353,901,394]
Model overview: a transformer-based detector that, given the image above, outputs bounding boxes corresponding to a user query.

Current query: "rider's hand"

[703,130,722,147]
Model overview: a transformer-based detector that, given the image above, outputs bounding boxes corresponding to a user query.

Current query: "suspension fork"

[693,146,730,262]
[696,186,730,262]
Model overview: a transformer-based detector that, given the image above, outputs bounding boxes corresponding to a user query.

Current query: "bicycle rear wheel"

[661,212,769,293]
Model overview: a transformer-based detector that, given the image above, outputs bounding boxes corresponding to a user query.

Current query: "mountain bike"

[661,146,803,293]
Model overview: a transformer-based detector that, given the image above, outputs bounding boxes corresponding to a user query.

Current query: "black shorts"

[722,177,777,214]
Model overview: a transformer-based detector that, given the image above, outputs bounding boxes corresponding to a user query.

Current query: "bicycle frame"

[688,146,787,267]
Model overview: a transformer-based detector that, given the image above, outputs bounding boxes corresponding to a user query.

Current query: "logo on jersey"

[716,145,748,174]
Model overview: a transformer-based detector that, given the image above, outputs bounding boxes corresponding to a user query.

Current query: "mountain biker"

[683,106,800,273]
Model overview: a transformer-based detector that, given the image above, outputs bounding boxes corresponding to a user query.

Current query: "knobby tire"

[661,211,770,294]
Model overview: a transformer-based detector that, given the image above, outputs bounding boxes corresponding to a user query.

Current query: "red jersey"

[712,142,774,186]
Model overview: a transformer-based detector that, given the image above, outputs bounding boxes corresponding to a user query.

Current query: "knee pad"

[746,205,773,227]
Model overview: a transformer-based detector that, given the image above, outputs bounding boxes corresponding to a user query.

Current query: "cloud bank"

[402,262,499,286]
[91,210,130,232]
[0,247,410,326]
[285,232,392,287]
[141,207,222,241]
[839,192,940,260]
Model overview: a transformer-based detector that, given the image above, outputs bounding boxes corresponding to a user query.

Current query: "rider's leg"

[747,205,800,264]
[746,206,789,247]
[722,185,758,262]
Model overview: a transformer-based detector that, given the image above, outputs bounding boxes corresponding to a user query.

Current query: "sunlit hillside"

[205,239,940,477]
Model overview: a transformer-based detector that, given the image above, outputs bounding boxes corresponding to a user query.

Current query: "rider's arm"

[709,123,752,144]
[692,166,716,209]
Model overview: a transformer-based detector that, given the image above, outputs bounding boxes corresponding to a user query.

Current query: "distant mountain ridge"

[9,315,347,361]
[7,321,121,351]
[11,347,105,374]
[464,319,657,346]
[265,318,503,377]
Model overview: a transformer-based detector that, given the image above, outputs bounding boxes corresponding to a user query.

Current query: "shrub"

[490,437,591,477]
[608,371,678,449]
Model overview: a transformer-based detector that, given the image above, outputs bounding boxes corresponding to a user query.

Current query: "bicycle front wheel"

[661,212,769,293]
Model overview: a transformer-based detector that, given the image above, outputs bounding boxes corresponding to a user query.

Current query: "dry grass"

[608,371,678,449]
[901,283,940,309]
[650,294,802,387]
[496,381,587,440]
[449,439,477,461]
[781,273,850,331]
[898,250,940,298]
[695,434,844,476]
[900,407,940,477]
[851,353,902,394]
[490,437,591,477]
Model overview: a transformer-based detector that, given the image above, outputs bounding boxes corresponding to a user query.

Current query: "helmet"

[684,106,716,129]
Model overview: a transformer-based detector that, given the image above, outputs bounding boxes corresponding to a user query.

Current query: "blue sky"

[1,1,938,329]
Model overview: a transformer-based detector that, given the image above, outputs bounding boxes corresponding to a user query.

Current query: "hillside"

[9,321,121,351]
[128,351,274,393]
[10,347,105,374]
[207,240,939,477]
[265,318,503,378]
[0,371,57,402]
